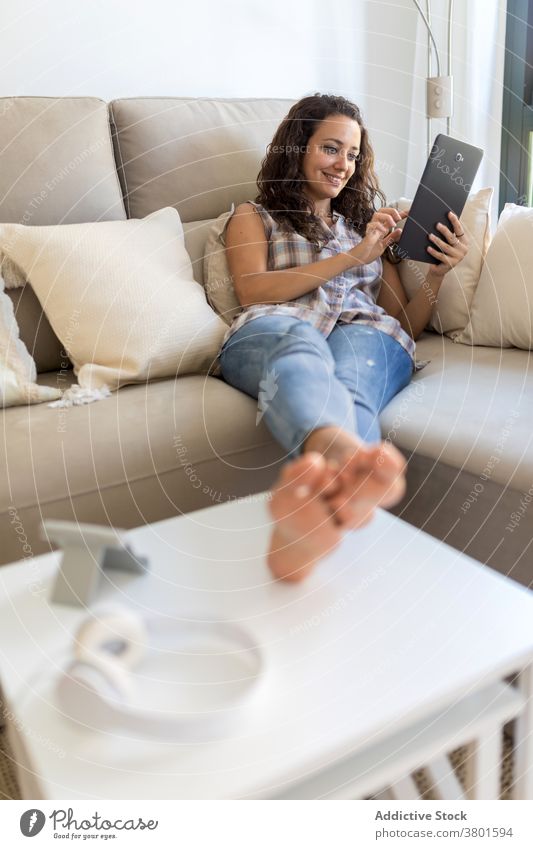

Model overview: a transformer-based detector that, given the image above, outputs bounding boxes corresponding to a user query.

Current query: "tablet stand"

[41,520,149,607]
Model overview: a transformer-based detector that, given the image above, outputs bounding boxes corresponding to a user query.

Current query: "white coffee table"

[1,494,532,800]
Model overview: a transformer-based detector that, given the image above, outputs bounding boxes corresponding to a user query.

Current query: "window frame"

[500,0,533,212]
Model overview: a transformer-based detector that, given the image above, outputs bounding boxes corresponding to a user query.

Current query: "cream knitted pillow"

[0,207,226,392]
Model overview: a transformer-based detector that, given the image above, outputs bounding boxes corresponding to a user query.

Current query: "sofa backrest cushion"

[0,97,126,226]
[0,97,127,372]
[109,97,294,222]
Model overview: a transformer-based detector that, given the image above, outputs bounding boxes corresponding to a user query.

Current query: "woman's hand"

[426,211,469,278]
[353,207,407,265]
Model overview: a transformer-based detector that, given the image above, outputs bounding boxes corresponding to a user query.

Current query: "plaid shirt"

[222,201,416,363]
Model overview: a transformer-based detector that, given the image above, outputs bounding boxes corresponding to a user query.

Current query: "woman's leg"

[220,315,357,458]
[294,325,412,541]
[220,316,407,583]
[325,324,414,443]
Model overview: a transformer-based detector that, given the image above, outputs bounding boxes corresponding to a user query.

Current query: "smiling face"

[301,114,362,211]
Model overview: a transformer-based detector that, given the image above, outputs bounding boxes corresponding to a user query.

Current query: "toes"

[328,474,405,510]
[268,453,347,560]
[274,453,342,504]
[325,454,406,522]
[379,473,406,507]
[340,441,405,477]
[278,451,327,488]
[374,442,406,477]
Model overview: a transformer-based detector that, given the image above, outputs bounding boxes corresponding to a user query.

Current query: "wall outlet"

[426,75,453,119]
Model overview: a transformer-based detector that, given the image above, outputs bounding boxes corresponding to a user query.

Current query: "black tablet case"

[396,134,483,264]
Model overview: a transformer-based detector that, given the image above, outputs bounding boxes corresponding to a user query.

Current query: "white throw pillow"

[0,208,227,391]
[455,204,533,348]
[203,204,241,326]
[0,272,61,407]
[396,187,493,336]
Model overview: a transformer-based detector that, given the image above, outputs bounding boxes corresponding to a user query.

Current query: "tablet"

[395,134,483,264]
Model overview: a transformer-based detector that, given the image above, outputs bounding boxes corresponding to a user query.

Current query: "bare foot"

[303,426,406,528]
[267,452,344,583]
[267,429,406,583]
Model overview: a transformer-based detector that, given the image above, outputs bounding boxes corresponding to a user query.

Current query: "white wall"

[1,0,367,99]
[0,0,505,204]
[361,0,420,200]
[0,0,411,199]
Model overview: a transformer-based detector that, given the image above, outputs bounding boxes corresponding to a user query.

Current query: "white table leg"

[425,754,466,799]
[4,712,44,799]
[389,773,420,799]
[513,663,533,799]
[464,729,502,799]
[372,787,394,800]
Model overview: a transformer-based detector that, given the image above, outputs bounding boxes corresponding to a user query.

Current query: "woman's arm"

[377,258,442,341]
[226,203,405,308]
[378,211,469,341]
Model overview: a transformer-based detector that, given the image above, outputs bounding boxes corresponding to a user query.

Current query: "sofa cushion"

[0,276,61,407]
[5,285,65,374]
[109,97,294,222]
[183,219,217,285]
[390,452,533,588]
[0,371,284,565]
[0,97,127,374]
[203,207,241,325]
[380,332,533,493]
[456,204,533,349]
[0,256,62,372]
[0,208,227,391]
[0,97,126,227]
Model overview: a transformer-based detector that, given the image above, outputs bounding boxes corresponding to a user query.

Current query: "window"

[500,0,533,211]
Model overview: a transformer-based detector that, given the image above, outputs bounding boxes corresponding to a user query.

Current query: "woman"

[220,93,468,582]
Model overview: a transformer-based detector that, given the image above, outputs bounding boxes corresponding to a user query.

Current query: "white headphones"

[56,606,265,741]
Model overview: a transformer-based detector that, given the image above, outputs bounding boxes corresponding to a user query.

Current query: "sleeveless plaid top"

[222,201,416,362]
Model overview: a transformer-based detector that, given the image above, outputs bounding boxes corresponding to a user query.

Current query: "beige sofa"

[1,96,532,588]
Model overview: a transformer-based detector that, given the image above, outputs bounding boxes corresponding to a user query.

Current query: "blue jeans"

[219,316,414,458]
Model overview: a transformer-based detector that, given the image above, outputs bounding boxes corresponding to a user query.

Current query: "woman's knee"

[269,319,335,366]
[221,317,336,397]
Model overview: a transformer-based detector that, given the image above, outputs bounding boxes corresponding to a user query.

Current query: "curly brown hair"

[255,93,386,250]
